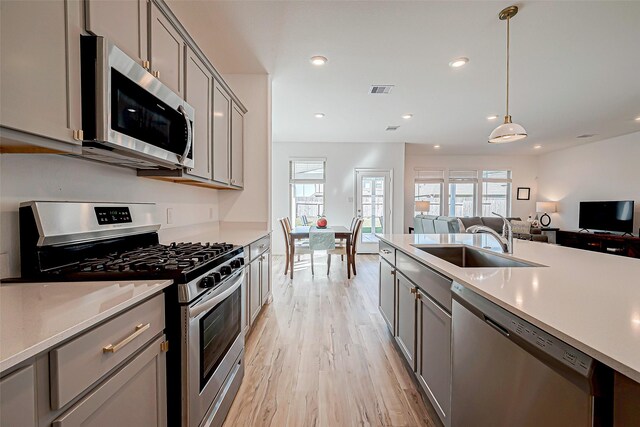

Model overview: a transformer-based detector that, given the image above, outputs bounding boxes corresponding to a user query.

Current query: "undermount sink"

[413,245,541,268]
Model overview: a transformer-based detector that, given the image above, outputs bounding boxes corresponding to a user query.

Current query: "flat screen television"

[579,201,634,233]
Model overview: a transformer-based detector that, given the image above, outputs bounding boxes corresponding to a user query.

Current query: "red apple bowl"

[316,217,328,228]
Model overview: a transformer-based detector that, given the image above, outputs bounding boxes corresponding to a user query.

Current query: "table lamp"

[536,201,557,227]
[416,200,431,215]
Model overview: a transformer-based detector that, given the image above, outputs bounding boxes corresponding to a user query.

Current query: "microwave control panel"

[95,207,132,225]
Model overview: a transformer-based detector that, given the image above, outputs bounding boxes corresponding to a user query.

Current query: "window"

[448,170,478,217]
[481,170,512,217]
[289,159,325,225]
[414,169,443,215]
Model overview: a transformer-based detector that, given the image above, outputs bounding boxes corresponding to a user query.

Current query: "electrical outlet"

[167,208,173,224]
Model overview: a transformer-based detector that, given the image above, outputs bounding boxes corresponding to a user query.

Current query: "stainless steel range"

[19,201,245,427]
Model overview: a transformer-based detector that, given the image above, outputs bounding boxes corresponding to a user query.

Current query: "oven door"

[82,36,194,169]
[185,270,245,427]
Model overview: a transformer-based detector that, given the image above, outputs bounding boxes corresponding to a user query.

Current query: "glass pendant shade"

[488,115,527,143]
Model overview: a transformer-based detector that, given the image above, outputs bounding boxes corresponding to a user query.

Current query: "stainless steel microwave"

[80,36,195,169]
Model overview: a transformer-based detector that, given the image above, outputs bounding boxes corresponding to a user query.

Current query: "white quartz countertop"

[0,280,172,374]
[161,228,271,248]
[377,233,640,382]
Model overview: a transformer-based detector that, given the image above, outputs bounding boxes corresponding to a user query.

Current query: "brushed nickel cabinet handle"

[381,249,391,254]
[103,323,150,353]
[152,70,160,78]
[410,288,417,294]
[391,269,395,275]
[142,60,150,70]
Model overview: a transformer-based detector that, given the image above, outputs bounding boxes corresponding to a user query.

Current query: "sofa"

[413,215,548,243]
[458,217,548,243]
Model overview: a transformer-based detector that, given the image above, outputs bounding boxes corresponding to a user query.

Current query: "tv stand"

[557,231,640,259]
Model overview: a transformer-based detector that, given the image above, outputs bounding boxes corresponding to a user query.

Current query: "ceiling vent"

[370,85,394,94]
[386,125,400,131]
[576,134,597,139]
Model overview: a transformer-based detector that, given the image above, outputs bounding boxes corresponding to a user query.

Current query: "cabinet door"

[184,48,212,179]
[417,290,452,425]
[0,365,36,427]
[149,2,184,97]
[260,251,271,305]
[230,103,244,188]
[53,336,167,427]
[212,80,231,184]
[379,259,395,334]
[396,273,416,370]
[249,259,261,325]
[85,0,148,67]
[0,0,81,145]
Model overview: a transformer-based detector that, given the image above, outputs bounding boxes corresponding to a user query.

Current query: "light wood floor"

[223,254,440,427]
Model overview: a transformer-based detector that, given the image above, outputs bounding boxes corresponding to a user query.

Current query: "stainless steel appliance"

[80,36,194,170]
[19,201,245,427]
[451,282,612,427]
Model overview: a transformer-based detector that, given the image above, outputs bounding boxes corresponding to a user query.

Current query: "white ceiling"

[169,1,640,155]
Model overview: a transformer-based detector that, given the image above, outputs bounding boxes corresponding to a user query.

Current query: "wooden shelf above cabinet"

[137,169,241,190]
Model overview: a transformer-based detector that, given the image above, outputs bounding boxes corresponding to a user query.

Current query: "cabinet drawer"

[397,251,452,312]
[249,236,270,261]
[379,240,396,265]
[50,294,165,409]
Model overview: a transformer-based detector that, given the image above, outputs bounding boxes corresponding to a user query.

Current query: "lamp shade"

[488,121,528,143]
[536,201,557,213]
[415,201,431,212]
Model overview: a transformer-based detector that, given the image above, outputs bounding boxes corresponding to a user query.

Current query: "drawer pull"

[410,287,417,294]
[103,323,150,353]
[258,244,266,249]
[381,249,391,254]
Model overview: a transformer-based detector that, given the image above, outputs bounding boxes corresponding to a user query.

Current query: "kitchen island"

[377,233,640,426]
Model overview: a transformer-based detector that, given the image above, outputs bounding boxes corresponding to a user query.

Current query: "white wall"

[404,144,539,230]
[537,132,640,233]
[272,142,405,254]
[218,74,272,228]
[0,154,220,278]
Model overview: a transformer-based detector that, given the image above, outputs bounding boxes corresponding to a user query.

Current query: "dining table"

[288,225,353,279]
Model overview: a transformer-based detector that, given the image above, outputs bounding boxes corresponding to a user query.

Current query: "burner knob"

[200,276,215,288]
[220,266,232,276]
[238,257,245,266]
[211,272,222,284]
[230,259,241,269]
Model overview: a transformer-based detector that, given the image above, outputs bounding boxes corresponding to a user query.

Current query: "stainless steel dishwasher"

[451,282,612,427]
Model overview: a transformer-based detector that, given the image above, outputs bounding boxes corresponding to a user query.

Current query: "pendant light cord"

[506,16,510,118]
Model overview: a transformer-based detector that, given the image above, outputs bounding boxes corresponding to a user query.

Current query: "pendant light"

[489,6,527,143]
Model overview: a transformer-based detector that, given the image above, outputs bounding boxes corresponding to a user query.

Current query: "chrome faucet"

[466,212,513,254]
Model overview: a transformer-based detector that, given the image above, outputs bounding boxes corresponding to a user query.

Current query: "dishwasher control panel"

[452,282,594,377]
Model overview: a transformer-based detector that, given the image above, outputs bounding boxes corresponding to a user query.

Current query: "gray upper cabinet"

[417,289,452,426]
[184,47,212,180]
[0,0,82,147]
[230,103,244,188]
[150,2,184,97]
[396,272,417,370]
[85,0,148,68]
[0,365,37,427]
[379,259,396,334]
[213,80,231,185]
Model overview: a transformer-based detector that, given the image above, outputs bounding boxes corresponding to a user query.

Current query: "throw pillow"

[510,220,531,235]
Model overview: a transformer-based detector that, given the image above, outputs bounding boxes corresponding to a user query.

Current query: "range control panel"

[94,207,132,225]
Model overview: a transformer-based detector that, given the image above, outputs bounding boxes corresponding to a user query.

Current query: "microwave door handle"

[178,105,192,165]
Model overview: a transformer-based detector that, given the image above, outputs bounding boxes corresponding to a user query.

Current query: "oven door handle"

[189,270,244,319]
[178,104,193,165]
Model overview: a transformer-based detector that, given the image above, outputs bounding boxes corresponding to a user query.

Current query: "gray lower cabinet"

[260,251,271,305]
[0,365,36,427]
[53,335,167,427]
[417,289,452,426]
[395,272,417,370]
[379,259,396,333]
[249,258,261,324]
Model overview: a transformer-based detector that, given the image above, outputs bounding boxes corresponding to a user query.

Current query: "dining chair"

[280,217,314,276]
[349,218,364,275]
[326,217,363,276]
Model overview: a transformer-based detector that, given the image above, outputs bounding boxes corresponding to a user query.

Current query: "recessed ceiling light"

[310,56,327,66]
[314,113,325,118]
[487,115,499,120]
[534,145,542,149]
[402,114,413,120]
[434,145,441,149]
[448,57,469,68]
[635,116,640,122]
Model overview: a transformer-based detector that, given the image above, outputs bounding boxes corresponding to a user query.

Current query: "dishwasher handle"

[485,317,509,337]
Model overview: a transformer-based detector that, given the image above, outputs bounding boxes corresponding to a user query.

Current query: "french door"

[355,169,392,253]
